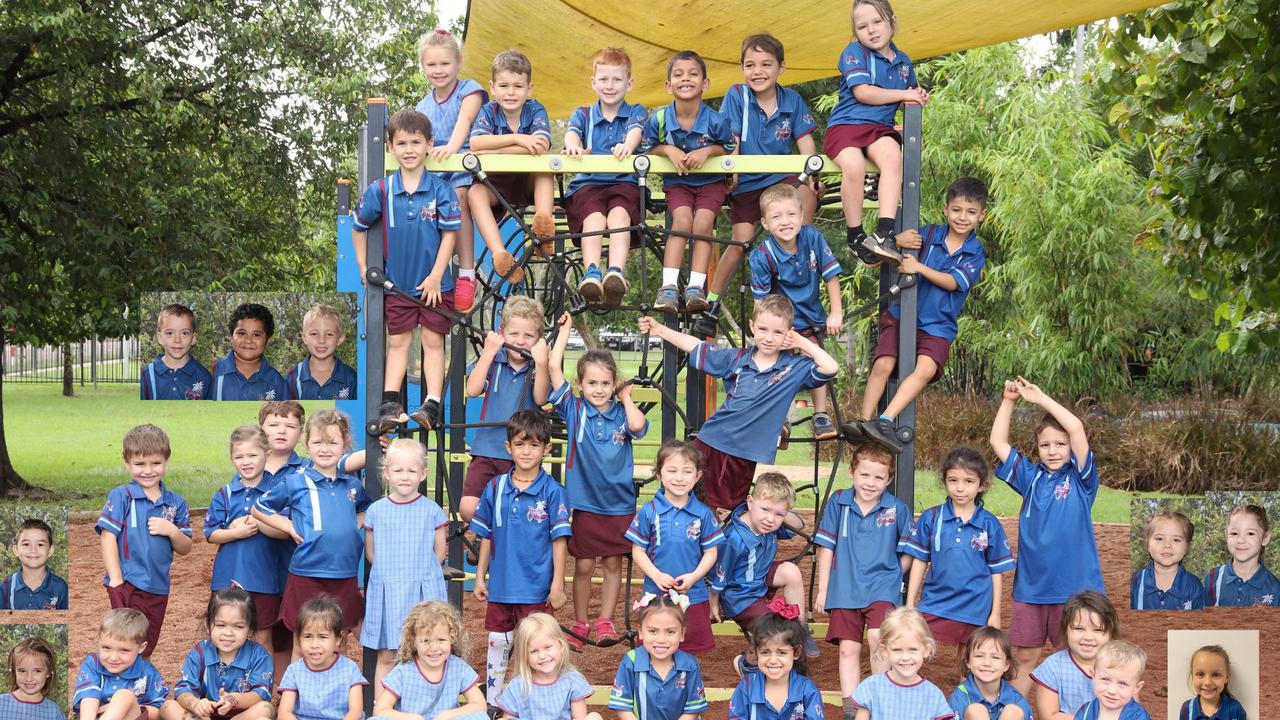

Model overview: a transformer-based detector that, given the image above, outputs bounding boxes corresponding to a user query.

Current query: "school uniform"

[887,225,986,342]
[727,670,826,720]
[1130,562,1206,610]
[609,648,708,720]
[496,669,593,720]
[564,100,648,195]
[749,227,842,332]
[711,506,794,623]
[829,41,917,129]
[416,78,487,189]
[379,655,486,720]
[1179,695,1247,720]
[173,639,273,704]
[205,475,283,595]
[279,656,367,720]
[361,494,450,649]
[0,570,68,610]
[640,101,736,192]
[139,355,211,400]
[1075,698,1152,719]
[719,83,818,199]
[463,348,538,497]
[470,98,553,207]
[287,357,357,400]
[1204,561,1280,607]
[850,673,954,720]
[72,653,167,716]
[0,693,63,720]
[1031,649,1095,717]
[813,489,911,642]
[209,352,289,402]
[948,674,1033,720]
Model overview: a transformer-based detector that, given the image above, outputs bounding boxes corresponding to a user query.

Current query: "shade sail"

[458,0,1164,117]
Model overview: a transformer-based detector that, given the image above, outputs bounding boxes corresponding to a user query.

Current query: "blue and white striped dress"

[374,655,487,720]
[0,693,64,720]
[361,494,450,649]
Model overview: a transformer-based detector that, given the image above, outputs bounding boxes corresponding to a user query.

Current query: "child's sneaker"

[410,398,442,430]
[846,228,880,266]
[377,401,407,434]
[567,620,591,651]
[594,618,618,643]
[454,276,476,313]
[859,417,904,453]
[684,286,708,313]
[492,250,525,284]
[532,211,556,256]
[777,420,792,450]
[840,419,866,442]
[602,267,628,306]
[578,264,603,303]
[653,285,680,313]
[812,412,837,440]
[691,301,721,338]
[862,231,904,264]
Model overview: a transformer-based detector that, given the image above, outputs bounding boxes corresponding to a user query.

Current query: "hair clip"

[434,28,451,35]
[632,589,691,612]
[765,596,800,620]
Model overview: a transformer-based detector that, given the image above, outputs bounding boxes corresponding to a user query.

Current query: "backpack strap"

[581,106,593,151]
[145,362,157,399]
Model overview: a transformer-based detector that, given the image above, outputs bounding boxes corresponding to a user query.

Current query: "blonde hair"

[878,607,936,660]
[750,472,795,508]
[396,601,468,664]
[155,304,196,333]
[418,29,462,74]
[510,614,573,697]
[753,294,795,325]
[381,438,427,495]
[304,408,353,450]
[122,424,171,461]
[759,183,802,215]
[501,295,546,331]
[100,608,150,646]
[1095,639,1147,676]
[302,303,342,330]
[8,637,56,697]
[229,424,269,453]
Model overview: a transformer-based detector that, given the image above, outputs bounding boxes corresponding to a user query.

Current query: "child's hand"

[212,696,239,716]
[429,143,456,162]
[825,313,843,337]
[557,311,573,331]
[611,143,632,160]
[812,589,826,616]
[683,147,711,170]
[516,134,549,155]
[357,264,368,286]
[289,528,304,545]
[417,273,443,305]
[895,228,921,250]
[986,610,1000,628]
[484,331,504,355]
[913,86,930,105]
[672,573,699,592]
[148,517,179,539]
[708,597,722,623]
[637,316,658,335]
[653,572,677,591]
[548,585,568,609]
[531,338,549,365]
[564,145,586,158]
[236,517,259,539]
[1002,380,1021,401]
[1015,376,1045,403]
[473,578,488,602]
[780,329,802,352]
[668,150,690,174]
[191,698,217,718]
[898,254,922,275]
[617,381,634,403]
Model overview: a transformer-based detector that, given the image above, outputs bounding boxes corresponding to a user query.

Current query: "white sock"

[688,271,706,289]
[426,394,441,403]
[486,631,512,705]
[459,268,476,280]
[661,267,679,286]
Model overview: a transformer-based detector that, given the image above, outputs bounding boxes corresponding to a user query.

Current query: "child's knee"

[245,701,276,719]
[838,639,860,660]
[602,555,624,572]
[422,330,445,352]
[871,355,897,376]
[964,705,993,720]
[996,706,1024,720]
[109,688,140,708]
[775,561,802,587]
[834,149,865,173]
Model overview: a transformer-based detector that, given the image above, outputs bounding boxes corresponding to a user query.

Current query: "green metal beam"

[385,153,877,175]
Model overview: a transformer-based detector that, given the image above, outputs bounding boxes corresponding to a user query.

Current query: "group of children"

[141,302,357,402]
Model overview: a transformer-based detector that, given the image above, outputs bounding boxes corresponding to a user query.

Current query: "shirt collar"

[504,469,554,496]
[200,639,254,670]
[215,351,271,381]
[833,489,896,514]
[653,488,700,515]
[744,670,806,705]
[300,462,359,486]
[126,480,175,505]
[228,474,266,494]
[92,653,148,680]
[1226,562,1277,588]
[582,397,621,419]
[152,356,197,378]
[941,497,986,527]
[662,100,715,135]
[14,570,52,593]
[591,100,639,124]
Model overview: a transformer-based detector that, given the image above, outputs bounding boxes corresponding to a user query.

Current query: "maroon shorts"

[1009,601,1065,649]
[568,511,635,559]
[566,184,641,234]
[485,601,551,633]
[693,438,756,512]
[248,591,283,629]
[385,291,455,336]
[484,173,536,209]
[922,612,980,646]
[826,602,895,644]
[873,312,951,383]
[823,124,903,158]
[729,176,800,226]
[106,582,168,657]
[730,561,784,632]
[464,456,515,499]
[681,601,716,653]
[280,574,364,632]
[664,181,727,213]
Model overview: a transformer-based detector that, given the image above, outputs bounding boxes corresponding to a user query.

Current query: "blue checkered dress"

[1031,649,1095,716]
[279,656,367,720]
[415,78,486,189]
[374,655,487,720]
[850,673,956,720]
[0,693,64,720]
[361,495,450,649]
[497,669,593,720]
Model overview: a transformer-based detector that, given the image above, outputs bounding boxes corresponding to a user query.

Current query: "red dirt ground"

[64,514,1279,718]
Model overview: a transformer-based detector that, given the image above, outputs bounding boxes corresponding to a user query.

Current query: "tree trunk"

[62,342,74,397]
[0,330,35,497]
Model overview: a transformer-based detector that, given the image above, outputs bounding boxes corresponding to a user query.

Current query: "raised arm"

[989,381,1020,463]
[618,381,647,434]
[1016,377,1089,462]
[548,312,572,391]
[638,316,701,354]
[466,332,504,397]
[789,330,840,376]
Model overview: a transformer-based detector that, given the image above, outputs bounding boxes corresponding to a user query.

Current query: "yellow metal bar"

[588,686,844,705]
[384,153,874,175]
[711,621,828,639]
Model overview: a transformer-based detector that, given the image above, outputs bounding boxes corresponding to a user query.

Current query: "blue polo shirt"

[263,452,305,588]
[719,83,818,195]
[565,101,648,195]
[140,355,212,400]
[627,490,724,604]
[1180,695,1247,720]
[470,470,572,604]
[948,674,1032,720]
[711,505,795,618]
[1130,563,1205,610]
[900,500,1015,626]
[887,224,985,342]
[640,101,736,188]
[353,170,460,294]
[1205,562,1280,607]
[995,448,1105,604]
[0,571,68,610]
[254,463,371,580]
[813,489,911,610]
[174,639,273,703]
[468,348,538,460]
[211,352,289,402]
[470,98,552,143]
[608,648,708,718]
[728,669,825,720]
[690,343,834,465]
[749,226,842,331]
[550,381,648,515]
[205,475,283,594]
[287,358,357,401]
[1075,698,1152,720]
[95,481,192,595]
[72,654,167,715]
[829,41,916,128]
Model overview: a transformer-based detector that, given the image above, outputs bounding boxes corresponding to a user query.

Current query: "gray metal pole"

[893,103,923,509]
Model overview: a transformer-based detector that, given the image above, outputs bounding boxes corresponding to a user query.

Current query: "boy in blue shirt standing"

[211,303,290,402]
[1,518,68,610]
[141,303,211,400]
[287,303,357,400]
[96,424,193,657]
[844,176,988,452]
[470,409,572,705]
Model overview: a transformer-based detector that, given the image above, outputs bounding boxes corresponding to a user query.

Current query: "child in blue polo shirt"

[1178,645,1247,720]
[257,400,306,676]
[748,183,844,439]
[471,409,572,705]
[639,293,840,511]
[278,597,367,720]
[73,609,168,720]
[727,609,826,720]
[2,637,62,719]
[902,447,1015,648]
[851,607,955,720]
[370,600,488,720]
[354,108,461,434]
[991,377,1105,696]
[846,176,987,452]
[1,518,67,611]
[288,303,356,401]
[1073,640,1151,720]
[609,593,709,720]
[949,627,1034,720]
[1030,591,1118,720]
[97,424,193,657]
[827,0,929,263]
[469,49,556,284]
[1205,503,1279,607]
[641,50,736,313]
[1130,510,1205,610]
[814,442,910,711]
[164,588,274,720]
[564,47,647,306]
[548,312,648,650]
[141,303,211,400]
[211,303,289,402]
[252,409,372,659]
[696,33,819,338]
[629,440,725,654]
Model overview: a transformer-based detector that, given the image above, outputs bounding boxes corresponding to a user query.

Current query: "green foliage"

[0,505,67,579]
[0,624,68,714]
[1100,0,1280,351]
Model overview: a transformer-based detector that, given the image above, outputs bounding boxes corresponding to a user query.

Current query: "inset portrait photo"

[1167,629,1258,720]
[0,506,68,612]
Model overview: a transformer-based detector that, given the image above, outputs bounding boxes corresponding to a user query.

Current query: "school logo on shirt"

[899,64,910,83]
[876,507,896,527]
[676,671,687,689]
[347,488,358,503]
[1053,478,1071,500]
[768,364,794,385]
[610,682,624,697]
[162,505,178,523]
[1183,601,1193,610]
[421,199,438,220]
[44,596,57,610]
[132,676,148,697]
[687,519,702,540]
[788,703,805,720]
[611,428,628,446]
[971,530,989,552]
[808,251,817,272]
[1259,594,1275,606]
[338,387,351,399]
[264,389,278,400]
[187,381,205,400]
[695,134,712,148]
[775,119,792,141]
[527,500,549,523]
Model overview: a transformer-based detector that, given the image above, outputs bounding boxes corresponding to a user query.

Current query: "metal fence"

[3,337,141,385]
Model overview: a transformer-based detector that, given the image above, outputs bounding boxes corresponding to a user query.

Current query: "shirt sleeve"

[719,85,744,139]
[850,674,876,710]
[626,104,648,133]
[254,477,292,517]
[813,230,843,280]
[72,658,104,711]
[470,482,496,539]
[791,93,818,138]
[549,381,578,421]
[435,180,462,231]
[496,677,525,717]
[748,247,774,299]
[896,500,914,546]
[342,658,369,687]
[362,499,379,532]
[95,486,129,537]
[529,102,552,140]
[354,482,373,513]
[567,670,593,700]
[804,680,827,720]
[204,486,230,536]
[428,499,449,530]
[699,506,725,549]
[710,534,738,595]
[470,103,496,137]
[685,663,709,713]
[947,684,971,715]
[726,678,751,720]
[140,665,169,708]
[352,179,384,230]
[640,108,662,152]
[798,356,835,390]
[173,496,193,538]
[55,577,69,609]
[380,662,407,699]
[984,516,1016,574]
[1073,449,1100,499]
[950,240,985,292]
[1029,655,1060,693]
[247,645,274,700]
[688,342,746,378]
[899,506,934,561]
[625,505,652,548]
[840,43,872,88]
[278,663,299,693]
[549,484,573,540]
[711,110,737,153]
[994,449,1035,496]
[173,646,203,697]
[814,498,840,550]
